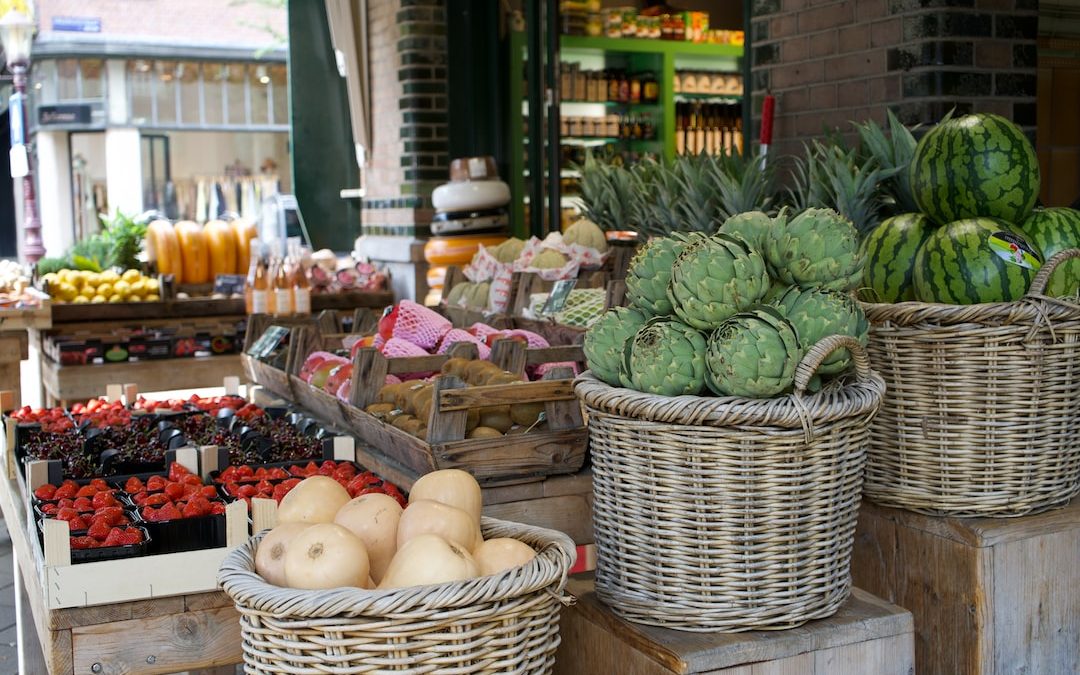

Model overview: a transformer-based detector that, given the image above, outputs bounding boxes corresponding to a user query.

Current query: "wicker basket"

[861,249,1080,518]
[219,517,576,674]
[575,335,885,632]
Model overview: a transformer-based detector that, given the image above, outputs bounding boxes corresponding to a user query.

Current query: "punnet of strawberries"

[70,527,145,550]
[119,462,226,521]
[216,460,406,508]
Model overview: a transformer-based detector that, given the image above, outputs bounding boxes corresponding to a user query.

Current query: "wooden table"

[0,300,51,409]
[553,574,914,674]
[0,459,242,674]
[851,499,1080,675]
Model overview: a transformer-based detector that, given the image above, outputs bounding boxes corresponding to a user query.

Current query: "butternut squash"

[205,219,238,277]
[174,221,210,284]
[231,218,259,272]
[144,220,182,279]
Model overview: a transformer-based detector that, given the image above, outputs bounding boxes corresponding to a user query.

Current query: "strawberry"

[200,485,218,499]
[73,497,94,512]
[103,528,125,547]
[157,503,182,521]
[181,474,203,486]
[89,478,109,491]
[40,503,58,515]
[266,467,289,481]
[54,482,78,500]
[118,528,143,545]
[164,483,185,501]
[317,463,336,477]
[143,493,170,507]
[75,485,97,498]
[94,506,125,526]
[168,462,191,482]
[57,498,75,509]
[255,479,274,494]
[92,491,120,509]
[209,502,226,515]
[146,476,167,492]
[217,466,238,482]
[124,477,145,494]
[67,516,88,531]
[87,518,112,541]
[70,536,96,550]
[56,507,79,522]
[271,483,293,502]
[236,465,254,479]
[237,485,258,499]
[33,484,57,501]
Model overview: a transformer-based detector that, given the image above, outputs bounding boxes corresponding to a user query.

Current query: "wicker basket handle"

[794,334,871,395]
[1027,248,1080,296]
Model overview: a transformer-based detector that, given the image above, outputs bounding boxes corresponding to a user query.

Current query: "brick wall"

[362,0,449,237]
[750,0,1038,159]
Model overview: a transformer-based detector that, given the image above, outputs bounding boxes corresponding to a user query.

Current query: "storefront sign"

[51,16,102,33]
[38,104,93,126]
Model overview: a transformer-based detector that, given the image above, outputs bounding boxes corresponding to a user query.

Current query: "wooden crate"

[438,265,513,329]
[0,291,52,331]
[553,575,914,675]
[851,499,1080,675]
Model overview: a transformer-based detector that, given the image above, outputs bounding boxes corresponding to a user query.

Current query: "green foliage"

[34,257,69,276]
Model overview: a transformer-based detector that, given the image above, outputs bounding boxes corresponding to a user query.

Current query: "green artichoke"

[718,210,773,255]
[621,318,708,396]
[772,286,868,375]
[583,307,649,386]
[765,207,863,291]
[667,233,769,330]
[625,233,705,317]
[705,306,802,398]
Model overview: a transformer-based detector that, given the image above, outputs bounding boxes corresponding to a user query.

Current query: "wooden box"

[851,499,1080,675]
[554,575,914,675]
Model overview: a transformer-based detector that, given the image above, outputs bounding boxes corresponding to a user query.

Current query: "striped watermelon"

[1018,207,1080,298]
[913,218,1043,304]
[860,213,935,302]
[910,113,1039,226]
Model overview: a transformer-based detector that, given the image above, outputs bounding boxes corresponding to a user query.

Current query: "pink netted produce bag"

[436,329,491,360]
[388,300,452,350]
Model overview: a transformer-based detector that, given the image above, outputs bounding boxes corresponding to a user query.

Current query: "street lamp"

[0,9,44,263]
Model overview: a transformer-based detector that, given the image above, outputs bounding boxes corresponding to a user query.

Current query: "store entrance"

[69,131,108,241]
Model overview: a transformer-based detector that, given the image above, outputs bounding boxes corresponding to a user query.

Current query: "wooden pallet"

[851,499,1080,675]
[553,575,914,675]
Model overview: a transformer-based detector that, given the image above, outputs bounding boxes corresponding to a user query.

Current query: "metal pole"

[11,62,44,263]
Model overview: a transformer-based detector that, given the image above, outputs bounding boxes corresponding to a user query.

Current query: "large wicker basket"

[574,335,885,632]
[219,517,576,674]
[861,249,1080,518]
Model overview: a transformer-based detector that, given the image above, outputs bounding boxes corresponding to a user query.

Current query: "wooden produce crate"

[0,290,52,331]
[851,499,1080,675]
[553,574,914,675]
[438,265,513,329]
[512,274,627,346]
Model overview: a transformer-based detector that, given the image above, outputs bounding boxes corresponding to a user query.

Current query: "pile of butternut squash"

[145,218,258,284]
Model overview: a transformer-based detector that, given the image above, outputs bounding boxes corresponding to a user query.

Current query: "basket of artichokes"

[576,208,886,632]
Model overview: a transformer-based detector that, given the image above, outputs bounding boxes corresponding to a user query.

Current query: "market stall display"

[857,112,1080,517]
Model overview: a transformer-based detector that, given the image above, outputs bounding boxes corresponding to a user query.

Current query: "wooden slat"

[182,592,234,613]
[43,353,246,402]
[435,429,588,479]
[50,596,186,631]
[71,606,242,675]
[437,379,576,411]
[0,332,28,361]
[483,493,593,545]
[426,375,469,444]
[338,404,438,476]
[251,498,277,534]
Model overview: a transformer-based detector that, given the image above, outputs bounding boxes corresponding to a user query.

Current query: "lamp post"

[0,9,44,263]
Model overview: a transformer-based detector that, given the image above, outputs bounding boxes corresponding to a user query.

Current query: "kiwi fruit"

[416,399,433,424]
[464,360,501,385]
[479,406,514,433]
[384,409,407,424]
[510,401,546,427]
[378,382,408,405]
[467,426,503,439]
[398,383,430,413]
[400,418,423,435]
[365,402,396,418]
[391,414,416,430]
[413,386,434,415]
[413,425,428,440]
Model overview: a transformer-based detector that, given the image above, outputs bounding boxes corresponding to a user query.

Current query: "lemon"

[91,295,107,303]
[143,278,160,293]
[55,282,78,302]
[107,294,125,303]
[41,272,59,286]
[99,270,120,284]
[122,268,141,282]
[112,280,131,296]
[96,283,113,298]
[84,272,102,288]
[73,295,90,304]
[126,294,142,302]
[56,269,74,283]
[145,293,161,302]
[129,279,147,297]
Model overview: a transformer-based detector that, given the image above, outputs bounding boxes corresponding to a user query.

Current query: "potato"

[467,426,503,439]
[479,407,513,433]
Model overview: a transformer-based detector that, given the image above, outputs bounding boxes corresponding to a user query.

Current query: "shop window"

[270,64,288,126]
[32,59,57,104]
[203,63,225,126]
[57,59,79,100]
[250,64,270,126]
[129,59,153,125]
[80,59,104,99]
[226,63,247,125]
[178,62,200,125]
[155,61,178,126]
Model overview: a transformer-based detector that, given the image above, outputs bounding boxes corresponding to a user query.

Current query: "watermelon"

[910,113,1040,226]
[913,218,1043,304]
[860,213,935,303]
[1018,207,1080,298]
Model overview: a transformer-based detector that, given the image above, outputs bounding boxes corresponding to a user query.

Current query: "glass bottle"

[272,254,292,316]
[246,243,269,315]
[291,245,311,315]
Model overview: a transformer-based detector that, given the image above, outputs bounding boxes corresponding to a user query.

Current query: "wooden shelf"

[41,353,247,404]
[560,35,743,58]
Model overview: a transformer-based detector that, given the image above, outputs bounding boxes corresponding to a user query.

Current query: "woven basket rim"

[861,248,1080,327]
[218,516,576,619]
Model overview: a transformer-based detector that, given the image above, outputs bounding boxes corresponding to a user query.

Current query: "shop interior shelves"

[560,35,744,58]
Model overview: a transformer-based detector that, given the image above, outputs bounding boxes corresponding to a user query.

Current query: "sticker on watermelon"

[989,232,1042,270]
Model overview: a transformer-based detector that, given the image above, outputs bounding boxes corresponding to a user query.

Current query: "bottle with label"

[246,242,269,315]
[272,255,292,316]
[291,245,311,315]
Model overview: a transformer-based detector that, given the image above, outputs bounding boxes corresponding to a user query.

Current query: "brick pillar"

[749,0,1038,159]
[359,0,449,301]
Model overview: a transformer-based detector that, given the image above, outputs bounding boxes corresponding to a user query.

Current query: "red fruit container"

[134,500,227,554]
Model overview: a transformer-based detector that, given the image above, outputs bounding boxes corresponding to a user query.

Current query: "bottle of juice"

[291,243,311,315]
[272,254,292,316]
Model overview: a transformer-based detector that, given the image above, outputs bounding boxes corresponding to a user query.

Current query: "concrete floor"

[0,519,19,672]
